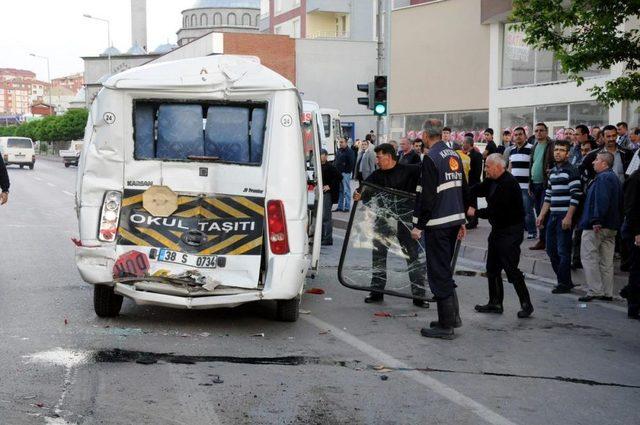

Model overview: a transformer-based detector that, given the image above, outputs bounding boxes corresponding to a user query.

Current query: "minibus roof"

[103,55,295,92]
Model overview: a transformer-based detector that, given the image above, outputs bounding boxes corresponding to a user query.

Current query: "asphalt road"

[0,159,638,425]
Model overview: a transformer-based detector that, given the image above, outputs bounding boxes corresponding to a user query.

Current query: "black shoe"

[552,285,573,294]
[321,241,333,246]
[517,302,534,318]
[474,303,504,314]
[364,293,383,304]
[421,297,456,340]
[413,299,430,308]
[571,262,583,270]
[597,296,613,301]
[332,208,341,212]
[578,295,596,302]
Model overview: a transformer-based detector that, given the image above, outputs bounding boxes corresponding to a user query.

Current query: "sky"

[0,0,195,81]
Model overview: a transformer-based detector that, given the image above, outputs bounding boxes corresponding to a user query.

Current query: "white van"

[0,137,35,169]
[75,55,323,321]
[59,140,84,167]
[302,102,342,162]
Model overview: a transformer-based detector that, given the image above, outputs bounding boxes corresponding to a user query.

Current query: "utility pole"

[376,0,384,144]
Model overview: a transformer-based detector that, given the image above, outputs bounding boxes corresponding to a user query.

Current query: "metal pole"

[376,0,383,143]
[383,0,391,138]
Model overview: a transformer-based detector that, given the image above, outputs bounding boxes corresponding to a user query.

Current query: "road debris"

[380,375,389,381]
[251,333,265,338]
[305,288,325,295]
[299,309,311,315]
[319,330,331,335]
[324,297,333,301]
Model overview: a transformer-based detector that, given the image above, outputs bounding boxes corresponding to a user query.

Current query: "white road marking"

[33,177,43,181]
[302,315,518,425]
[62,190,74,197]
[47,182,56,187]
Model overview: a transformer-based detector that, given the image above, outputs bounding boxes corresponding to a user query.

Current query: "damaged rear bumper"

[76,246,308,309]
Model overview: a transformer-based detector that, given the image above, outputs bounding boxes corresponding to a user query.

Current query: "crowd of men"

[322,119,640,340]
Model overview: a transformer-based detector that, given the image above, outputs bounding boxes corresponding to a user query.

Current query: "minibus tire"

[276,297,300,322]
[29,163,34,170]
[65,163,70,168]
[94,284,123,317]
[19,165,24,169]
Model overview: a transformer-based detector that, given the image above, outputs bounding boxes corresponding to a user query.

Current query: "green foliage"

[512,0,640,106]
[3,109,88,142]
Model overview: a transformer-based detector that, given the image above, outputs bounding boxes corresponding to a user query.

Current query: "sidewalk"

[331,195,630,294]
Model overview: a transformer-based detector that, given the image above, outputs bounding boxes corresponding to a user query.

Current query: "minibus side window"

[133,101,267,165]
[321,114,331,138]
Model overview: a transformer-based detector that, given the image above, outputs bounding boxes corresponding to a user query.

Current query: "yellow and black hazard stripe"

[117,190,265,256]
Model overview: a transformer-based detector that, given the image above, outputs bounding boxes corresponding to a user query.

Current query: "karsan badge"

[143,186,178,217]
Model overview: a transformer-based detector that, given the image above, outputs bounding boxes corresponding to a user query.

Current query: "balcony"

[306,30,350,39]
[306,0,350,14]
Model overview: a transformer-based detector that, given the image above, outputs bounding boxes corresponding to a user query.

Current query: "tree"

[512,0,640,106]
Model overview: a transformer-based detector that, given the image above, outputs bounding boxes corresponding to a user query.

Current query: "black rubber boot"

[430,289,462,328]
[512,276,534,318]
[475,276,504,314]
[421,296,456,339]
[364,292,383,303]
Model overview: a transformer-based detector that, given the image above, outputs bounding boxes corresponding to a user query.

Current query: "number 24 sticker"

[103,112,116,125]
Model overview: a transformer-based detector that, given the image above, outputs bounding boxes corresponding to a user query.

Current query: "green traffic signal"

[374,103,387,116]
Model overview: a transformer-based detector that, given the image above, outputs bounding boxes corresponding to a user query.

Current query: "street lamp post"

[83,14,112,74]
[29,53,53,116]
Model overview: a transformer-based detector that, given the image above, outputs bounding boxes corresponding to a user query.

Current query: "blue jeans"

[337,172,352,211]
[531,183,547,242]
[521,189,536,236]
[545,213,573,287]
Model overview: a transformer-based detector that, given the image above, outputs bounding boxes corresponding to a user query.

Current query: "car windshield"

[7,138,32,149]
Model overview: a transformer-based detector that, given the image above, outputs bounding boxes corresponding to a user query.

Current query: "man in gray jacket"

[356,139,377,182]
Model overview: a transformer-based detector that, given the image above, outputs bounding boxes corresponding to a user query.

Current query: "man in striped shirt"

[536,139,583,294]
[507,127,536,240]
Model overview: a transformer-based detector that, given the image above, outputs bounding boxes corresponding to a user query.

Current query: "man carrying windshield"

[353,143,428,307]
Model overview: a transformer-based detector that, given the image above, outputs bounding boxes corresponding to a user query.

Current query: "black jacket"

[624,169,640,236]
[364,163,420,194]
[321,162,342,204]
[580,146,634,182]
[471,171,524,229]
[398,150,421,166]
[0,156,9,193]
[468,149,483,186]
[335,147,355,174]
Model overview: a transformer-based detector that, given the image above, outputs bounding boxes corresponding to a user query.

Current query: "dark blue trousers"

[425,226,459,299]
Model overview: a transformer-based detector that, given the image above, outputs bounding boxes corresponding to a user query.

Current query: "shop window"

[569,102,609,128]
[500,106,534,133]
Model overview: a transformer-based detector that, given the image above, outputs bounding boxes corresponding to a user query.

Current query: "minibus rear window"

[7,138,32,149]
[133,101,267,165]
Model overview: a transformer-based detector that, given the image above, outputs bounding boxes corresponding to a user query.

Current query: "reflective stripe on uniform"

[426,212,466,227]
[436,180,462,193]
[412,216,419,224]
[416,185,422,193]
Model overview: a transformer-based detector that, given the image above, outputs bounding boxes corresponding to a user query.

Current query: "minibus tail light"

[98,191,122,242]
[267,200,289,255]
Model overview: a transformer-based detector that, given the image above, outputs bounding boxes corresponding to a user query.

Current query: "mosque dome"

[126,43,147,55]
[189,0,260,9]
[100,46,121,57]
[152,43,178,54]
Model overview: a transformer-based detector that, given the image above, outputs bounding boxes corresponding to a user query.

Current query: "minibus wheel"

[65,163,70,168]
[94,284,123,317]
[276,297,300,322]
[29,163,34,170]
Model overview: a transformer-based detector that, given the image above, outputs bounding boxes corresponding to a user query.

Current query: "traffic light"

[357,82,374,110]
[373,75,387,116]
